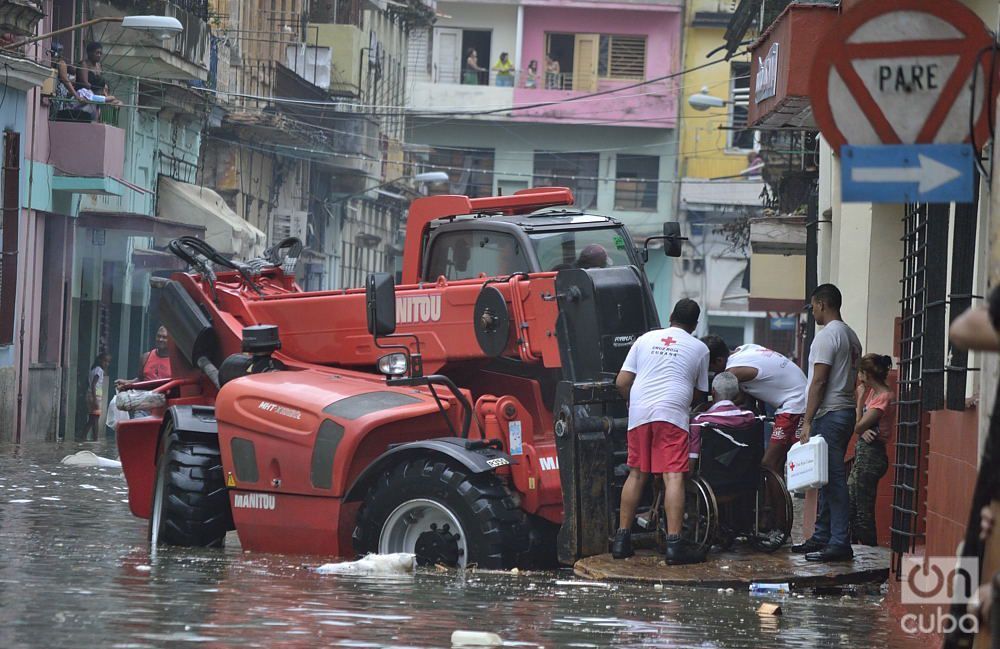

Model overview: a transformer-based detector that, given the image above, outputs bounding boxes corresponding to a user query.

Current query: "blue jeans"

[811,408,856,548]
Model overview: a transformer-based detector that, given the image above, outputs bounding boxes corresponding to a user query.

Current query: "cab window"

[529,228,633,272]
[425,231,530,281]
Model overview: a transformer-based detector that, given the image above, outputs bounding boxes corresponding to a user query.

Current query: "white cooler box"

[785,436,829,492]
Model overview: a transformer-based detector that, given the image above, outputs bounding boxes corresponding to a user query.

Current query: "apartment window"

[545,33,647,91]
[729,62,754,151]
[615,155,659,211]
[427,147,495,198]
[533,152,599,210]
[598,35,646,80]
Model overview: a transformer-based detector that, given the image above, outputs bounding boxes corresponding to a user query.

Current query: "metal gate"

[891,202,933,572]
[891,196,978,573]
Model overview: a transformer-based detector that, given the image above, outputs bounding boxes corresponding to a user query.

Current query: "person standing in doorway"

[81,352,111,441]
[613,298,709,565]
[796,284,862,562]
[464,48,486,85]
[116,326,172,389]
[848,353,895,546]
[545,54,561,89]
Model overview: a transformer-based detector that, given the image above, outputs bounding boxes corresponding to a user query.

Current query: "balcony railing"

[442,69,576,90]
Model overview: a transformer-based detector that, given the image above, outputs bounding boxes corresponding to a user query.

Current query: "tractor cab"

[420,210,643,282]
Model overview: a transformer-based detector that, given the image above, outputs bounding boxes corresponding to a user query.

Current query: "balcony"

[408,78,514,116]
[0,0,43,37]
[307,23,365,96]
[48,120,126,195]
[90,0,210,81]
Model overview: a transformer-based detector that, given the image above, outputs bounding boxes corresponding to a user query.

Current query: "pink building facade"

[513,3,679,127]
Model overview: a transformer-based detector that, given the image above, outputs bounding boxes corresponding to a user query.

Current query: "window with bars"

[426,147,495,199]
[614,154,659,211]
[729,61,754,151]
[533,152,599,211]
[598,35,646,80]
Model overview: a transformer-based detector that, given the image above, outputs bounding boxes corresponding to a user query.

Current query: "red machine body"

[118,188,621,563]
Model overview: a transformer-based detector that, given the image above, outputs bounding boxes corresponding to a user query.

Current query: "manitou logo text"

[233,493,276,510]
[258,401,302,420]
[539,456,560,471]
[396,294,442,324]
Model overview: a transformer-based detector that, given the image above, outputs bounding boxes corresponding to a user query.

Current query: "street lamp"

[5,15,184,50]
[688,86,729,111]
[327,170,450,208]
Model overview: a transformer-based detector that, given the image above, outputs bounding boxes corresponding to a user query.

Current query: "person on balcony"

[463,48,486,85]
[77,41,121,115]
[545,54,561,89]
[525,60,538,88]
[493,52,515,87]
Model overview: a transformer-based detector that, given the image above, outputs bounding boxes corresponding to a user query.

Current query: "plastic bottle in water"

[749,582,790,595]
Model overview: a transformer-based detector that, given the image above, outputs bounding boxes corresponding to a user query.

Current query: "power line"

[203,134,762,186]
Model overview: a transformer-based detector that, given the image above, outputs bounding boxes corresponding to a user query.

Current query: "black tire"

[352,457,530,570]
[149,420,233,548]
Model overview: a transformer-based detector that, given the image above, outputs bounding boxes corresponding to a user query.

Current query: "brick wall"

[925,408,980,558]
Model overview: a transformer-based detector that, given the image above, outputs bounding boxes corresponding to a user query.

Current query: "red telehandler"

[117,187,683,568]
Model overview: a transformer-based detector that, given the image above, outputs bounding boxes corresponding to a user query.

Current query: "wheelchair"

[661,418,794,554]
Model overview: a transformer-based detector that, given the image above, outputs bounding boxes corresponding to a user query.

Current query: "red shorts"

[627,421,690,474]
[771,413,804,448]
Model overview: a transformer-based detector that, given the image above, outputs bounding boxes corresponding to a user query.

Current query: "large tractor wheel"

[352,458,530,570]
[149,420,233,548]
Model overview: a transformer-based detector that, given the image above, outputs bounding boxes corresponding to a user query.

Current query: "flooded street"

[0,442,923,648]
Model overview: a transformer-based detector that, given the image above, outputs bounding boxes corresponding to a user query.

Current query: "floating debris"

[315,553,415,576]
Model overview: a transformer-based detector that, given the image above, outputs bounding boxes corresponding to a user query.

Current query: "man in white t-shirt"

[613,298,709,565]
[795,283,862,562]
[703,337,807,475]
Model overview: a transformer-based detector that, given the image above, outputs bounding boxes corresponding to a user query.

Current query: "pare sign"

[809,0,997,153]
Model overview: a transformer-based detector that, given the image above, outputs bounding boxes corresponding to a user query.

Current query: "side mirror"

[366,272,396,337]
[663,222,683,257]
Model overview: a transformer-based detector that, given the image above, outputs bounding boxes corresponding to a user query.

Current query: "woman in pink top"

[848,353,895,545]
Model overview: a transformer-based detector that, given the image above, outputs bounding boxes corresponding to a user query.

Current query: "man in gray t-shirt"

[795,284,862,562]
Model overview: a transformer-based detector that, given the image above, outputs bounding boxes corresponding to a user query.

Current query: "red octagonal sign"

[809,0,997,154]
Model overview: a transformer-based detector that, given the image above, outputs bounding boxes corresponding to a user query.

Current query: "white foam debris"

[60,451,122,469]
[554,580,612,589]
[451,630,504,646]
[8,499,32,504]
[314,553,416,576]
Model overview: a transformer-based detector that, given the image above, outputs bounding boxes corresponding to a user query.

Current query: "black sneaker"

[665,538,706,565]
[791,537,827,554]
[805,544,854,562]
[611,529,633,559]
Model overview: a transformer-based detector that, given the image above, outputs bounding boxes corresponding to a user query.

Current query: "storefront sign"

[754,43,779,104]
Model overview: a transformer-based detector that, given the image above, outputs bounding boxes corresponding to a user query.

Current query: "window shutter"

[607,36,645,80]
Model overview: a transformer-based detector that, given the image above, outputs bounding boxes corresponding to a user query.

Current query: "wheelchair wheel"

[750,466,793,552]
[679,476,718,553]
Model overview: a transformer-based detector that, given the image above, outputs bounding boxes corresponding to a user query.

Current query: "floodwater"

[0,441,924,649]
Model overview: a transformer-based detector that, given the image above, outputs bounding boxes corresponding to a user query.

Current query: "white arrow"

[850,153,962,193]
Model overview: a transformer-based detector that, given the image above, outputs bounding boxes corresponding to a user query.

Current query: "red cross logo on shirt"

[789,462,795,471]
[661,337,677,347]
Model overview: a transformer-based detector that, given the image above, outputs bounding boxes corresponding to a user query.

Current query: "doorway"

[461,30,491,85]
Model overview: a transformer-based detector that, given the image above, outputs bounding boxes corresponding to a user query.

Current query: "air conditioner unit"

[271,210,308,244]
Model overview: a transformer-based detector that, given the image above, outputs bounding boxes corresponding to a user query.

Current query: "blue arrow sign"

[841,144,974,204]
